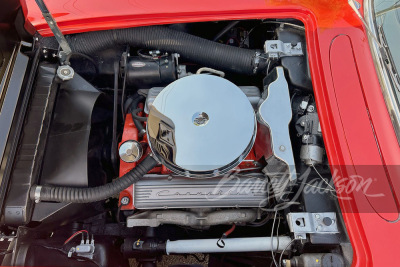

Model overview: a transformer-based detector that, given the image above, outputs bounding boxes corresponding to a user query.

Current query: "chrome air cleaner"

[147,74,256,177]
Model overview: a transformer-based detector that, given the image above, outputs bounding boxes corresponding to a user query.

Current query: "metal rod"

[166,236,292,254]
[35,0,72,57]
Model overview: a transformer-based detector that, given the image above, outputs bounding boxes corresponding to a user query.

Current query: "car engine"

[0,19,352,267]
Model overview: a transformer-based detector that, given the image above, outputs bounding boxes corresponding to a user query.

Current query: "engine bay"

[0,19,352,267]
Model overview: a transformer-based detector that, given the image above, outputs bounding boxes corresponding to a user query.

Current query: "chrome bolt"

[307,105,315,112]
[121,197,130,205]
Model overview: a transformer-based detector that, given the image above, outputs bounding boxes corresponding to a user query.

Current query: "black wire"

[189,253,207,262]
[121,47,129,123]
[35,244,101,267]
[212,21,240,41]
[137,49,154,59]
[66,52,99,75]
[111,62,119,172]
[131,108,148,122]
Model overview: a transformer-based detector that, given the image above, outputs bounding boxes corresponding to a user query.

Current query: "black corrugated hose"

[30,155,158,203]
[66,26,266,75]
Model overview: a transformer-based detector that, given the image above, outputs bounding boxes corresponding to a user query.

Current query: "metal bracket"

[35,0,72,63]
[287,212,339,240]
[264,40,303,59]
[257,67,297,182]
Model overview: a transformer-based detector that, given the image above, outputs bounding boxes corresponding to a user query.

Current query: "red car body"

[20,0,400,265]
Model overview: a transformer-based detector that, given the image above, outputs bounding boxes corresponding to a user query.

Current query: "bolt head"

[121,197,130,205]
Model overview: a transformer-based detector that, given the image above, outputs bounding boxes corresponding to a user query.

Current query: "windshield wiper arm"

[348,0,400,90]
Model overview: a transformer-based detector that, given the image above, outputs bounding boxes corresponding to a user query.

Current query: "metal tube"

[166,236,292,254]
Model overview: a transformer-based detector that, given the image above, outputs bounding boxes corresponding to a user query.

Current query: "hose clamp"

[253,52,261,74]
[34,186,42,203]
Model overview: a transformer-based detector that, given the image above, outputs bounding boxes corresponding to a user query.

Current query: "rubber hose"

[66,26,264,75]
[128,94,146,137]
[30,155,158,203]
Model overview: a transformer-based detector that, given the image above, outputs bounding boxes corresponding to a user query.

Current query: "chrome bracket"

[257,67,297,184]
[264,40,303,59]
[287,212,339,240]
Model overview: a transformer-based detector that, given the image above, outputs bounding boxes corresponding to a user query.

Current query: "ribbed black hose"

[66,26,264,75]
[30,155,158,203]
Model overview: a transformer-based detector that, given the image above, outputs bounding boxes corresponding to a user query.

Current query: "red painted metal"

[118,114,138,210]
[22,0,400,265]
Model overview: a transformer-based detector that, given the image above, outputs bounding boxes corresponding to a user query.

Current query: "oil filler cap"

[147,74,256,178]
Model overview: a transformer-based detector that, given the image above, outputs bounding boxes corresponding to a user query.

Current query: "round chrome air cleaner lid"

[147,74,256,178]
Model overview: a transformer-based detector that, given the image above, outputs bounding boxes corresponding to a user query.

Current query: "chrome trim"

[147,74,256,178]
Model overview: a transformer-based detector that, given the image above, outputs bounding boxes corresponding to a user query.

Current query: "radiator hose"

[66,26,266,75]
[30,155,158,203]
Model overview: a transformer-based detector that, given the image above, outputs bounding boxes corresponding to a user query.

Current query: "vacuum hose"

[30,155,158,203]
[66,26,266,75]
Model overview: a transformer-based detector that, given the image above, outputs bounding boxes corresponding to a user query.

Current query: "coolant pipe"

[165,236,292,254]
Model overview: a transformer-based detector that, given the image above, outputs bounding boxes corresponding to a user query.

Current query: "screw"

[300,121,305,126]
[61,69,71,76]
[307,105,315,112]
[315,214,320,219]
[279,145,286,152]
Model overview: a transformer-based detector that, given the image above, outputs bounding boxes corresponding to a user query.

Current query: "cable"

[269,202,300,267]
[189,253,207,263]
[278,239,296,267]
[121,47,129,123]
[63,230,89,245]
[224,224,236,237]
[213,21,240,41]
[312,165,336,191]
[217,224,236,248]
[66,52,99,76]
[111,62,119,173]
[270,210,279,267]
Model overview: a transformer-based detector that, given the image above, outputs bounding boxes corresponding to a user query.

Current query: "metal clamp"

[264,40,303,59]
[287,212,339,240]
